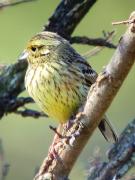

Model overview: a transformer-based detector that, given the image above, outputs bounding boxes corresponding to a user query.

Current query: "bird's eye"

[31,47,37,52]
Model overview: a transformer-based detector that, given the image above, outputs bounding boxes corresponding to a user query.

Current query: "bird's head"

[19,31,68,65]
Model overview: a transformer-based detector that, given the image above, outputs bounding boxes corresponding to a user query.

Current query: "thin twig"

[0,0,37,9]
[112,19,134,25]
[15,109,47,118]
[83,31,116,58]
[70,34,116,49]
[112,12,135,26]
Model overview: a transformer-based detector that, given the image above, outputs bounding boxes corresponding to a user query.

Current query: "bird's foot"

[63,116,75,131]
[48,125,64,160]
[64,112,86,146]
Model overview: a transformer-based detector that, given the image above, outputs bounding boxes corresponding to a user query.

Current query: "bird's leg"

[40,125,64,173]
[48,124,63,159]
[49,109,85,154]
[49,125,63,138]
[64,106,85,131]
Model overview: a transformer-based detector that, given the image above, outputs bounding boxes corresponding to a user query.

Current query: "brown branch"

[0,0,37,9]
[34,12,135,180]
[87,118,135,180]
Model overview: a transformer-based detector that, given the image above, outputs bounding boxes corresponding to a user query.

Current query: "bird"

[22,31,117,143]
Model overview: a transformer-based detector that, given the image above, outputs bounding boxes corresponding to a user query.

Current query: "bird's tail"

[98,115,118,143]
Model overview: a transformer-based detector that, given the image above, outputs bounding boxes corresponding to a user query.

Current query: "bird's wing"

[72,55,98,85]
[72,55,118,143]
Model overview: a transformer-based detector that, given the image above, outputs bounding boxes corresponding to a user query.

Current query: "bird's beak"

[18,50,29,61]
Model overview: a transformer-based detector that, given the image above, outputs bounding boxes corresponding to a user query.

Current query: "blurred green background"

[0,0,135,179]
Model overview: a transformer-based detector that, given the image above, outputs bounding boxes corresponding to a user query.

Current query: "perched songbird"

[22,31,117,142]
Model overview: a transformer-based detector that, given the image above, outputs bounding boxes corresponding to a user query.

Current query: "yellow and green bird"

[22,31,117,142]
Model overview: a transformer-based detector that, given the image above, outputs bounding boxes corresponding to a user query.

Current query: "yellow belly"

[25,63,87,123]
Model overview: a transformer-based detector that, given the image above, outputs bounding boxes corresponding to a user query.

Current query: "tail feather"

[98,115,118,143]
